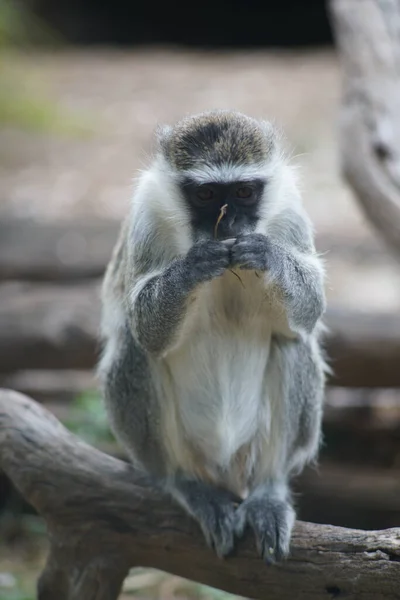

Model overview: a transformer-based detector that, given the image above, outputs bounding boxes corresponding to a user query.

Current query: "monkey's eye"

[236,186,253,200]
[196,187,214,203]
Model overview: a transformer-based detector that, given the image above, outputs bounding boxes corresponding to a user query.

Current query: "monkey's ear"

[154,124,173,154]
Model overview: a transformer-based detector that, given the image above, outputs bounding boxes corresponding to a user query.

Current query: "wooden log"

[1,281,400,387]
[296,462,400,531]
[0,389,399,600]
[0,370,95,404]
[0,219,119,282]
[329,0,400,258]
[0,218,394,282]
[0,281,100,372]
[321,388,400,469]
[326,307,400,387]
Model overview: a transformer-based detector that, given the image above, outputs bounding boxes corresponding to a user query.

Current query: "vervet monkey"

[98,109,327,562]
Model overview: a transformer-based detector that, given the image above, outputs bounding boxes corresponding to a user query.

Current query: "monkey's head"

[156,110,282,241]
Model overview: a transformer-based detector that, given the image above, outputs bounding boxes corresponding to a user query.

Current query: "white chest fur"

[159,270,289,494]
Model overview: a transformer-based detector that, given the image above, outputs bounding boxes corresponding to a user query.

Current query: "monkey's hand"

[230,233,270,272]
[184,240,231,287]
[130,240,230,355]
[231,233,325,334]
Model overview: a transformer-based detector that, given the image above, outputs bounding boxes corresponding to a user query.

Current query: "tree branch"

[0,390,399,600]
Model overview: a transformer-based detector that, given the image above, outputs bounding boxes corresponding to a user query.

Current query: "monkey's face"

[180,177,266,241]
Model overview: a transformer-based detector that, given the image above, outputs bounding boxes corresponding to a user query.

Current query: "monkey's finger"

[221,238,236,249]
[237,502,279,564]
[232,234,266,247]
[212,260,231,274]
[237,258,266,271]
[233,505,247,537]
[256,523,277,565]
[230,256,255,270]
[231,244,264,256]
[230,242,253,255]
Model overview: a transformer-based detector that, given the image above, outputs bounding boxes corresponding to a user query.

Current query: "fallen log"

[0,389,399,600]
[0,218,394,282]
[326,307,400,387]
[1,282,400,387]
[296,462,400,531]
[0,219,119,282]
[0,370,95,404]
[0,281,100,372]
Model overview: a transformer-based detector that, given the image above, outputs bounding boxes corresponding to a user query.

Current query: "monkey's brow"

[180,177,199,188]
[180,176,267,188]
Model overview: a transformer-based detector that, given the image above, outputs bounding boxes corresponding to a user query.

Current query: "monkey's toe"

[198,500,237,558]
[234,498,294,564]
[174,480,239,559]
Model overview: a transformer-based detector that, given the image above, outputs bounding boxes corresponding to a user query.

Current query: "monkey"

[97,109,327,563]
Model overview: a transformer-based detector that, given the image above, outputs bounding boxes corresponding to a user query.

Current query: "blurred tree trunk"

[329,0,400,258]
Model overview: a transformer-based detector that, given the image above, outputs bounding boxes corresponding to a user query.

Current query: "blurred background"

[1,1,400,599]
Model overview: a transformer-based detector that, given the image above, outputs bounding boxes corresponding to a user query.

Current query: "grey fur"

[99,110,327,563]
[230,335,324,561]
[268,208,315,253]
[231,233,325,334]
[283,336,325,462]
[133,240,230,355]
[101,323,166,476]
[235,480,295,563]
[159,109,276,170]
[171,477,241,558]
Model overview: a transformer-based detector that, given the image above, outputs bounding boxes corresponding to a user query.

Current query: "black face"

[180,177,266,240]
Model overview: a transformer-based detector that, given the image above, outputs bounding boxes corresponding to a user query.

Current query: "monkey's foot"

[173,480,239,558]
[235,497,295,564]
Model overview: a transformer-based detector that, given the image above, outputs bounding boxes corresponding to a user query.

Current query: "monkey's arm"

[231,234,325,335]
[128,240,230,355]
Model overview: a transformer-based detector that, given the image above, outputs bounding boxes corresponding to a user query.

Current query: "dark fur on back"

[159,110,275,170]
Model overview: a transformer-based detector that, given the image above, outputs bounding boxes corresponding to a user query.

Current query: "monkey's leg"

[100,325,168,477]
[101,329,239,558]
[169,477,241,558]
[235,335,325,563]
[234,480,295,563]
